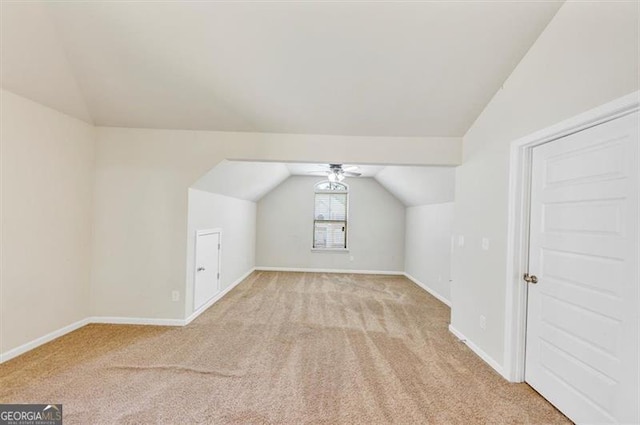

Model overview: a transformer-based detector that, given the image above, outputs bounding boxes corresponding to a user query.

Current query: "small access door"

[194,229,221,310]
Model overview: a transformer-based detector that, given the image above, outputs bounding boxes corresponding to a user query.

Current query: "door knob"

[524,273,538,284]
[197,267,205,272]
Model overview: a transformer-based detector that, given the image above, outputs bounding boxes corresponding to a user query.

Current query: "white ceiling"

[2,1,562,136]
[193,161,455,206]
[0,2,92,122]
[375,166,456,206]
[192,161,290,202]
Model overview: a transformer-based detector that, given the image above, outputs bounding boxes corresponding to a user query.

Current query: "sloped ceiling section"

[3,1,561,136]
[194,161,456,206]
[0,2,92,122]
[192,161,290,202]
[374,166,456,207]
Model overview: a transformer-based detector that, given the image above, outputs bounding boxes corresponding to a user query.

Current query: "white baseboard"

[0,269,258,364]
[184,267,255,325]
[403,273,451,307]
[89,316,185,326]
[255,266,404,275]
[0,317,90,364]
[0,268,460,366]
[449,324,506,378]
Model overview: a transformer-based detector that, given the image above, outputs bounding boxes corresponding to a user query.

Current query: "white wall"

[91,128,459,320]
[405,203,454,304]
[1,89,95,355]
[256,176,405,272]
[185,189,256,315]
[451,1,640,367]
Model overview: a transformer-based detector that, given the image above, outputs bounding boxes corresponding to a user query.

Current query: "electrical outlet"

[479,315,486,330]
[171,290,180,302]
[457,235,465,247]
[481,237,490,251]
[350,256,354,261]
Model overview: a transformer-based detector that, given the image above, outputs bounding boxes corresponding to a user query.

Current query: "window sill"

[311,248,349,253]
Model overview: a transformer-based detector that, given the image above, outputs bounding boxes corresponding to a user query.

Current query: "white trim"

[193,228,223,311]
[3,267,415,363]
[185,267,255,325]
[404,273,451,307]
[0,269,257,363]
[311,248,349,252]
[313,181,350,250]
[89,316,185,326]
[503,91,640,382]
[0,318,90,363]
[255,266,404,275]
[195,228,222,237]
[449,324,505,378]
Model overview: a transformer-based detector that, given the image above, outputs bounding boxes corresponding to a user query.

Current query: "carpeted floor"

[0,271,570,424]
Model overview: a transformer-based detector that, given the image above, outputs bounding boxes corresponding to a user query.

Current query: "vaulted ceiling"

[1,1,563,137]
[193,161,455,206]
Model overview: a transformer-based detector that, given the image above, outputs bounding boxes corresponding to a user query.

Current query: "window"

[313,181,348,249]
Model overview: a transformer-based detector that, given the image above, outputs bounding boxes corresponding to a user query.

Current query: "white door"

[194,230,221,310]
[525,112,638,424]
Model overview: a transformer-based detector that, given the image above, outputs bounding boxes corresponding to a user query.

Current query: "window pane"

[315,181,347,191]
[314,193,346,220]
[314,221,346,248]
[313,180,348,249]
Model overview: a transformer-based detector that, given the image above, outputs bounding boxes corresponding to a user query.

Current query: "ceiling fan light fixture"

[327,168,345,182]
[308,164,361,180]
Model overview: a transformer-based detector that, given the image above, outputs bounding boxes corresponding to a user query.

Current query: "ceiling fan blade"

[301,164,361,178]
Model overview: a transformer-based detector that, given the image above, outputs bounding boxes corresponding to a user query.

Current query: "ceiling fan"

[307,164,361,182]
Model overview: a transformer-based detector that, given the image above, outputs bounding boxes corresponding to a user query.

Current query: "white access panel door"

[525,112,639,425]
[194,231,221,311]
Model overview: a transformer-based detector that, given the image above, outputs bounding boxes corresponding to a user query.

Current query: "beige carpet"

[0,271,569,424]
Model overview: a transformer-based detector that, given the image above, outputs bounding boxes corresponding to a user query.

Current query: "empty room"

[1,1,638,424]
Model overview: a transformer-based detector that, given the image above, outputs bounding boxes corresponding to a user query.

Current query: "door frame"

[193,228,222,308]
[503,91,639,383]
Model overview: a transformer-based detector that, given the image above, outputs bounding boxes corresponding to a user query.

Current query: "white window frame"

[312,181,349,251]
